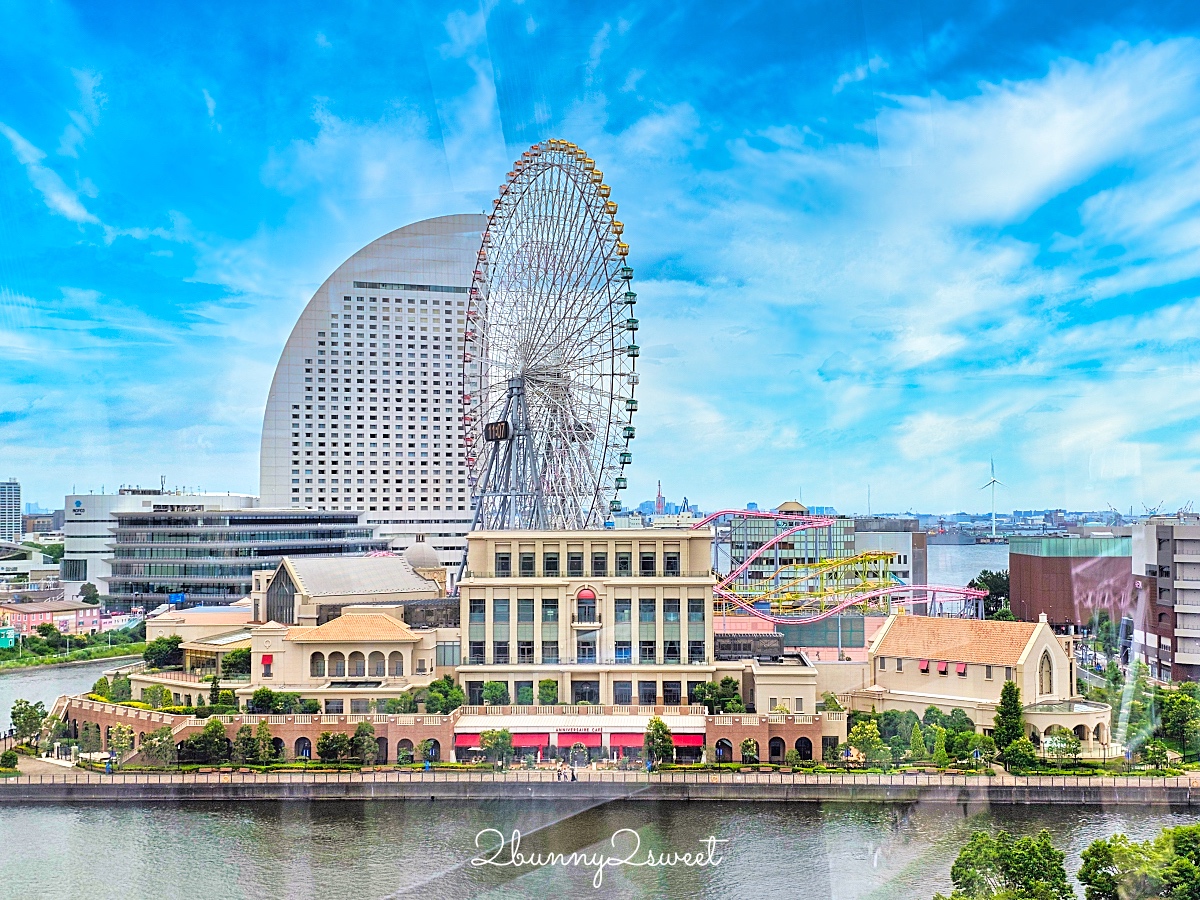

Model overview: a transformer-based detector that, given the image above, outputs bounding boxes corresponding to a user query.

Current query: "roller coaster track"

[693,509,987,625]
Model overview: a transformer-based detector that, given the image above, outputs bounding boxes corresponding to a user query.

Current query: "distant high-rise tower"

[258,214,486,585]
[655,480,665,516]
[0,479,20,542]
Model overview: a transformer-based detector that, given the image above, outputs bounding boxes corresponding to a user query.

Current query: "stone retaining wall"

[2,771,1196,806]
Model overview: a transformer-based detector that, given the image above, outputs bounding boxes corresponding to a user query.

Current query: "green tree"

[932,726,950,768]
[11,699,47,745]
[221,647,251,676]
[109,724,134,764]
[109,674,132,702]
[482,681,510,706]
[141,684,171,709]
[1045,732,1081,767]
[1078,824,1200,900]
[821,691,843,711]
[993,681,1024,753]
[416,738,435,762]
[537,679,559,705]
[316,731,349,762]
[197,717,229,764]
[79,582,100,604]
[143,635,183,669]
[739,737,759,763]
[515,683,534,705]
[848,720,886,765]
[989,608,1017,622]
[352,722,377,765]
[232,724,259,764]
[141,725,178,767]
[784,749,802,767]
[0,750,18,769]
[1159,685,1200,744]
[968,569,1010,619]
[935,829,1072,900]
[79,722,101,753]
[909,722,928,761]
[91,676,111,698]
[216,690,237,708]
[1004,737,1038,772]
[968,734,998,767]
[255,719,276,762]
[248,687,276,714]
[1142,739,1169,770]
[424,676,465,714]
[481,728,514,764]
[643,716,674,768]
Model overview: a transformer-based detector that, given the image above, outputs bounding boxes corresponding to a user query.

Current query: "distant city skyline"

[5,3,1200,513]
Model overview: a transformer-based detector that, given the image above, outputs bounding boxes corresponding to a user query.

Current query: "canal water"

[0,799,1192,898]
[0,658,131,722]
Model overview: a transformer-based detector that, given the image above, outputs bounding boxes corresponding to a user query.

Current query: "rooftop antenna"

[980,459,1003,538]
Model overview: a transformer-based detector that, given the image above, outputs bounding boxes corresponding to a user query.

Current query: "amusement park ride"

[457,140,988,623]
[692,509,988,625]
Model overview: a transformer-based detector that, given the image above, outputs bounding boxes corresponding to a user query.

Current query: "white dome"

[403,542,441,570]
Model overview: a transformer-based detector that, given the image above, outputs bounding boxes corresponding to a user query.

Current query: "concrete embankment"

[2,771,1197,806]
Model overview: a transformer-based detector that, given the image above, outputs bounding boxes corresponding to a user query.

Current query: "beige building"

[146,602,253,643]
[244,606,455,712]
[250,549,446,626]
[852,613,1112,756]
[457,528,718,706]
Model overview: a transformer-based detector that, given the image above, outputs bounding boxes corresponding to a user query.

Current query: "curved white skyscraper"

[260,213,487,577]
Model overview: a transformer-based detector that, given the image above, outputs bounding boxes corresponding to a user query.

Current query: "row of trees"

[0,620,144,663]
[935,823,1200,900]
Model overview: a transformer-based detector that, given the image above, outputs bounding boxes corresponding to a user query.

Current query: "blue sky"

[3,1,1200,516]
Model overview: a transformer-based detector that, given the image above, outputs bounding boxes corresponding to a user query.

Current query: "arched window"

[426,739,441,762]
[1039,651,1054,696]
[795,737,813,760]
[741,740,759,763]
[329,652,346,677]
[714,738,733,762]
[768,737,785,763]
[349,651,366,677]
[389,651,404,677]
[295,737,312,759]
[375,736,388,764]
[310,652,326,678]
[368,651,385,677]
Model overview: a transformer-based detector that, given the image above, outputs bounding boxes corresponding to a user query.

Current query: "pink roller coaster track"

[692,510,987,625]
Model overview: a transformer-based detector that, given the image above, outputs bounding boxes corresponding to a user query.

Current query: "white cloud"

[0,122,99,223]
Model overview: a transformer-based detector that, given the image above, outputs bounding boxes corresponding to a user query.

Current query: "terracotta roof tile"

[873,615,1039,666]
[286,614,416,643]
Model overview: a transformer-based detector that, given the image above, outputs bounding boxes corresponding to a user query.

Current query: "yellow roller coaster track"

[718,551,901,615]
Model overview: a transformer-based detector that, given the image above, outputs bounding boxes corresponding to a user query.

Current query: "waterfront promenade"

[2,768,1197,806]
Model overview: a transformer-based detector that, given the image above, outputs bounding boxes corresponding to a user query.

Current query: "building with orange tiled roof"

[851,613,1114,758]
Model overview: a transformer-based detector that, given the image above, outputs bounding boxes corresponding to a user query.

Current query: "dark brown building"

[1010,536,1134,629]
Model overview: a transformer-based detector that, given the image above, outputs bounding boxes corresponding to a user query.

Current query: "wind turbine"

[980,459,1004,538]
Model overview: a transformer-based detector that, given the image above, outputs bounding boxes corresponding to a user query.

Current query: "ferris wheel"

[462,139,640,531]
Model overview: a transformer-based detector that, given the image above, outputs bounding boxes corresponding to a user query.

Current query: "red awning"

[260,654,273,665]
[955,662,968,675]
[455,733,481,748]
[937,660,949,674]
[558,732,602,748]
[608,732,645,747]
[511,732,549,748]
[918,659,929,671]
[673,733,704,747]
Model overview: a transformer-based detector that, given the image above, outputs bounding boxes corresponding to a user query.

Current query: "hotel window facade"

[456,529,717,706]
